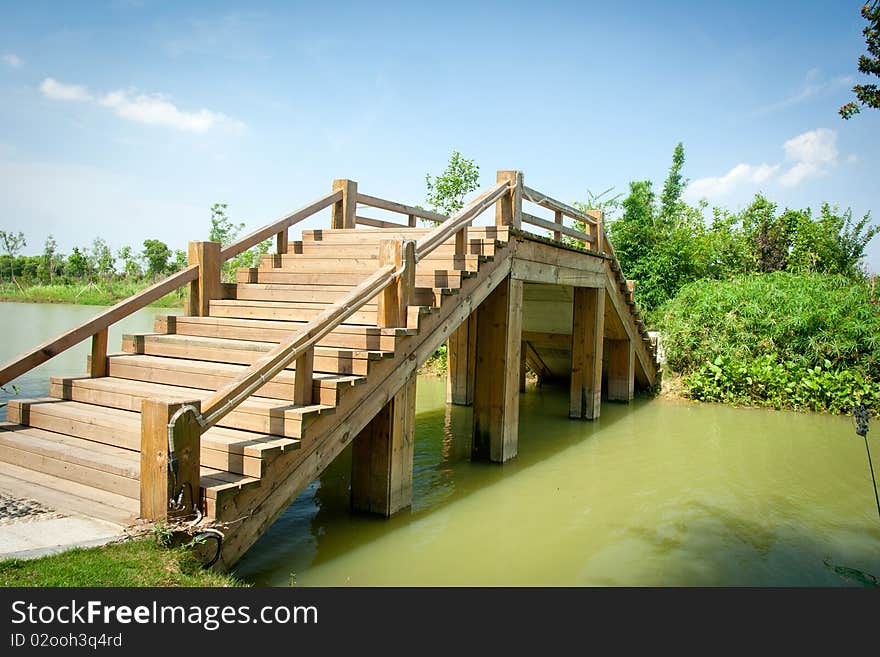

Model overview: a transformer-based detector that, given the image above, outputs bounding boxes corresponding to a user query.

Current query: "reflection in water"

[235,376,880,587]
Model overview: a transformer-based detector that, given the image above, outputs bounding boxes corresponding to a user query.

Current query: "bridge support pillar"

[472,275,523,463]
[350,373,416,516]
[570,286,604,420]
[447,311,477,405]
[607,338,634,402]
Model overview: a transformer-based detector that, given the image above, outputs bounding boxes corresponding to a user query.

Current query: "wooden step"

[0,460,138,526]
[122,333,391,376]
[6,398,297,478]
[160,315,413,351]
[207,299,431,328]
[103,353,364,406]
[300,226,510,243]
[260,253,484,273]
[289,239,499,257]
[236,267,472,289]
[0,423,140,499]
[232,283,450,307]
[50,376,333,439]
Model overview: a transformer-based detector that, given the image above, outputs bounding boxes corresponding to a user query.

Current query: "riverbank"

[0,537,241,586]
[0,282,184,308]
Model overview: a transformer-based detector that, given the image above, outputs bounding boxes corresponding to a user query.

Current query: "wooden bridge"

[0,171,658,569]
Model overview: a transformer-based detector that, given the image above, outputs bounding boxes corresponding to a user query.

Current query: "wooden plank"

[275,228,288,257]
[355,216,410,229]
[521,212,594,244]
[522,185,597,227]
[350,372,416,516]
[89,328,108,378]
[236,268,466,289]
[356,192,447,224]
[220,190,341,261]
[446,310,476,405]
[607,338,634,402]
[511,258,605,287]
[472,275,522,462]
[331,179,357,229]
[293,347,314,406]
[570,287,604,419]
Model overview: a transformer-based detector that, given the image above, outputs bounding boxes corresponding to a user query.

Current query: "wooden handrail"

[199,262,400,430]
[521,212,594,244]
[0,265,199,386]
[416,181,510,259]
[522,186,597,227]
[356,216,411,229]
[220,190,342,260]
[356,193,448,224]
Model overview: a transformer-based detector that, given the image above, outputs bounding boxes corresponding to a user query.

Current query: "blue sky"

[1,0,878,271]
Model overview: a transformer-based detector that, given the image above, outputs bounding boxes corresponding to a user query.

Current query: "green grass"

[0,281,185,307]
[0,538,242,587]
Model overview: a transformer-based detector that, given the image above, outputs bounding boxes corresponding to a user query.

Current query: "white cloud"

[40,77,93,102]
[38,76,243,134]
[2,53,22,68]
[686,128,842,200]
[686,163,779,199]
[99,89,241,133]
[750,69,854,117]
[847,153,859,164]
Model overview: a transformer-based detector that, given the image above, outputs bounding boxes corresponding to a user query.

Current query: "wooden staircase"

[0,173,658,569]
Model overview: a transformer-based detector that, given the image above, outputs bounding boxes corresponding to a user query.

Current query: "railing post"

[276,227,289,257]
[454,225,468,257]
[89,328,108,378]
[377,239,416,328]
[587,209,604,253]
[293,347,314,406]
[332,179,357,229]
[140,399,202,521]
[553,210,563,242]
[187,241,221,317]
[627,280,635,302]
[495,170,522,229]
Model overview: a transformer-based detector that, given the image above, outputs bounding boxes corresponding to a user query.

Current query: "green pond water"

[2,302,879,586]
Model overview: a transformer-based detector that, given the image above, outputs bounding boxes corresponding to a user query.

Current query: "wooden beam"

[332,179,357,229]
[140,399,202,521]
[89,328,108,378]
[355,216,410,229]
[495,170,522,229]
[356,192,447,224]
[554,210,563,242]
[521,212,593,244]
[187,241,222,317]
[276,228,288,256]
[350,373,416,516]
[570,287,604,420]
[447,311,476,405]
[522,185,598,228]
[607,338,634,402]
[472,275,523,462]
[377,239,416,328]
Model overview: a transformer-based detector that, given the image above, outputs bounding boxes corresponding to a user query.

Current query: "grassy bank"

[0,281,184,307]
[655,272,880,413]
[0,538,241,587]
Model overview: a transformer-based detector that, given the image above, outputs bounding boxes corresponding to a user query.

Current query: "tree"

[142,239,171,278]
[172,249,188,272]
[65,247,91,279]
[0,230,26,287]
[209,202,244,246]
[39,235,57,284]
[789,204,879,276]
[91,238,116,281]
[740,195,795,273]
[659,142,687,222]
[425,151,480,217]
[840,1,880,119]
[118,245,143,279]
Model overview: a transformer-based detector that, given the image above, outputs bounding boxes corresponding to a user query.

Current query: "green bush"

[656,272,880,413]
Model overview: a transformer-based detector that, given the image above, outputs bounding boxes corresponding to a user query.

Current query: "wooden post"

[627,280,635,300]
[187,241,221,317]
[520,343,527,392]
[446,311,477,405]
[331,179,357,229]
[89,328,108,378]
[140,399,202,521]
[472,275,523,462]
[553,210,563,242]
[587,209,604,253]
[293,346,314,406]
[570,286,605,420]
[377,239,415,328]
[350,373,416,516]
[607,338,634,402]
[454,226,468,257]
[276,228,289,256]
[408,214,416,227]
[495,170,522,230]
